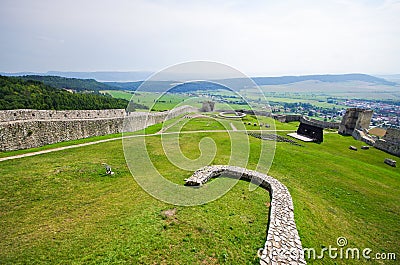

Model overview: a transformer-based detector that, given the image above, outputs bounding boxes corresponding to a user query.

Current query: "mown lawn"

[0,117,399,264]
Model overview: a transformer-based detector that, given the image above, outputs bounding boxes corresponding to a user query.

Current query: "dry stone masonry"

[374,128,400,157]
[0,106,197,151]
[338,108,373,136]
[185,165,306,265]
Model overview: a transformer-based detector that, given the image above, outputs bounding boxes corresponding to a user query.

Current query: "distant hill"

[103,73,397,93]
[2,72,396,93]
[0,71,153,82]
[250,74,397,86]
[0,75,147,110]
[18,75,116,92]
[376,74,400,84]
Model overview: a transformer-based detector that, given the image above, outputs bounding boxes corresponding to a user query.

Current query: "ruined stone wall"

[355,110,373,130]
[338,108,373,135]
[273,114,301,123]
[374,128,400,157]
[200,101,215,112]
[300,116,340,129]
[237,109,272,117]
[0,109,126,122]
[0,106,197,151]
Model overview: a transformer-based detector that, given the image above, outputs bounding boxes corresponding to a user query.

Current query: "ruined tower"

[338,108,373,135]
[200,101,215,112]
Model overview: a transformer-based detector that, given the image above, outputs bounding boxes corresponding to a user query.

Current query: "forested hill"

[18,75,116,92]
[0,75,146,110]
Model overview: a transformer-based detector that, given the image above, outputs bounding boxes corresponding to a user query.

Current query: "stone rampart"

[185,165,306,265]
[374,128,400,157]
[0,106,197,151]
[0,109,126,122]
[273,114,301,123]
[300,116,340,129]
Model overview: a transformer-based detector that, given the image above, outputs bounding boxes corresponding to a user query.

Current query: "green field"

[103,90,261,111]
[102,91,198,111]
[0,117,399,264]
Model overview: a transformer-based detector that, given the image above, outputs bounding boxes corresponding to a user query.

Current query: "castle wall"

[300,116,340,129]
[272,114,301,123]
[0,109,126,122]
[374,128,400,157]
[338,108,373,135]
[0,106,197,151]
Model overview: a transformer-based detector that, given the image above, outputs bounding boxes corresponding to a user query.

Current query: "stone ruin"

[0,106,197,151]
[185,165,306,265]
[338,108,400,157]
[200,101,215,112]
[374,128,400,157]
[384,158,396,167]
[273,114,301,123]
[338,108,373,136]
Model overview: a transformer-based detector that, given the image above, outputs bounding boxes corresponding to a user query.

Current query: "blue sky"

[0,0,399,75]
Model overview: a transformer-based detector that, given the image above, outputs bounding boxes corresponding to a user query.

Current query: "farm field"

[0,116,399,264]
[102,90,199,111]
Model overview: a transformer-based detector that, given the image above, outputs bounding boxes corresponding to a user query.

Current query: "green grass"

[0,117,399,264]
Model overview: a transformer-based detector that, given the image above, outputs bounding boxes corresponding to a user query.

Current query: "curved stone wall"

[218,111,247,119]
[185,165,306,265]
[0,106,197,151]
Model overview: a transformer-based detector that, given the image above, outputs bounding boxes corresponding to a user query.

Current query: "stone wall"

[273,114,301,123]
[238,109,272,117]
[0,106,197,151]
[374,128,400,157]
[185,165,306,265]
[0,109,126,122]
[338,108,373,135]
[352,129,376,146]
[300,116,340,129]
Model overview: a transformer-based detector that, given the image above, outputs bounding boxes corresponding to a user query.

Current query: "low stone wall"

[273,114,301,123]
[300,116,340,129]
[185,165,306,265]
[0,106,197,151]
[374,128,400,157]
[352,129,376,146]
[237,109,272,117]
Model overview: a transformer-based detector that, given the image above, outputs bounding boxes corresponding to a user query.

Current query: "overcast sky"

[0,0,399,76]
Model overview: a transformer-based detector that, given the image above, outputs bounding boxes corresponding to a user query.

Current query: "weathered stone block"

[384,158,396,167]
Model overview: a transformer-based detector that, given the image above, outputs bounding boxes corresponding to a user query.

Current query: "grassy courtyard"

[0,117,399,264]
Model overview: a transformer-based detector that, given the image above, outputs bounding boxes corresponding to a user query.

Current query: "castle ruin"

[338,108,373,136]
[0,106,197,151]
[200,101,215,112]
[374,128,400,157]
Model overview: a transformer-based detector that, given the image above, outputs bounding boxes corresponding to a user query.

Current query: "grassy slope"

[0,117,399,264]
